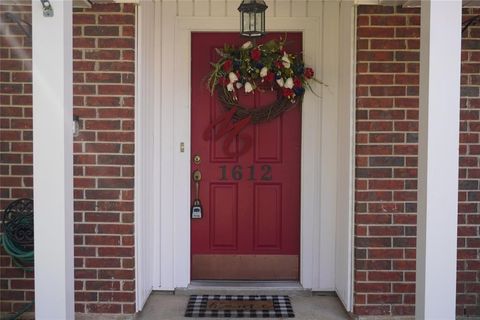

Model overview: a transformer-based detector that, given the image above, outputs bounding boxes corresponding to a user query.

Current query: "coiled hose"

[0,199,35,320]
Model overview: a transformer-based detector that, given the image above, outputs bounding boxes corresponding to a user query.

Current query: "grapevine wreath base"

[207,38,319,125]
[216,87,298,125]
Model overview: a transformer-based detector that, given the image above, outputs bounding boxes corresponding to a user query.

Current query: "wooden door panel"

[209,94,239,162]
[210,184,238,249]
[254,184,282,249]
[255,119,283,162]
[191,32,301,280]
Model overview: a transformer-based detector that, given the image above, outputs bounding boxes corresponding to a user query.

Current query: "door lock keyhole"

[193,154,201,165]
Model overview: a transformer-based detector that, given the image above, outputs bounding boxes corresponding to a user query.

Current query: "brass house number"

[219,165,272,181]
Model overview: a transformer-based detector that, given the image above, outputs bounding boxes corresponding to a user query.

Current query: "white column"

[335,0,355,312]
[32,1,74,319]
[135,0,156,311]
[416,1,462,319]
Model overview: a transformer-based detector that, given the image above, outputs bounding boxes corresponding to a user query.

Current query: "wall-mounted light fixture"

[238,0,268,38]
[73,115,80,138]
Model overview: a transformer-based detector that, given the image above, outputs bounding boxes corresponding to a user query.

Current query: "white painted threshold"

[175,281,313,296]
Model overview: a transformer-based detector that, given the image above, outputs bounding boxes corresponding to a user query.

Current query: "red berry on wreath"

[266,72,275,83]
[304,67,314,79]
[282,87,294,98]
[251,48,261,61]
[218,77,228,86]
[293,77,302,88]
[223,60,232,72]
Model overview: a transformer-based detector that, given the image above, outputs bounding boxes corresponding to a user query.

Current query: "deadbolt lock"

[193,154,201,165]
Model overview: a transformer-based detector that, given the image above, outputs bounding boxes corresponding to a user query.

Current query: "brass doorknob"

[193,170,202,182]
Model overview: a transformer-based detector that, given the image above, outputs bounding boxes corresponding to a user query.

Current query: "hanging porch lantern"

[238,0,268,38]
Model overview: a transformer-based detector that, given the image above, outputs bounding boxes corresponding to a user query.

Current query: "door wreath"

[207,38,320,125]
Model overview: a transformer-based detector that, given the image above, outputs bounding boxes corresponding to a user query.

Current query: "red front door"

[191,32,301,280]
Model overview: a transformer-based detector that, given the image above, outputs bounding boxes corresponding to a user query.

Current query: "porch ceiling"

[1,0,138,9]
[92,0,480,7]
[4,0,479,9]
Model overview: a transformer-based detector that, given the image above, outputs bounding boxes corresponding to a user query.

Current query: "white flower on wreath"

[284,77,294,89]
[282,52,291,69]
[260,67,268,78]
[244,82,253,93]
[241,41,253,49]
[276,78,285,87]
[236,82,243,89]
[227,82,234,92]
[228,72,238,83]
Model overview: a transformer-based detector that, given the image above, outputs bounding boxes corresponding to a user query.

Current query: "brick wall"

[0,3,34,316]
[355,6,480,317]
[72,3,136,314]
[458,9,480,317]
[2,2,478,318]
[0,3,136,316]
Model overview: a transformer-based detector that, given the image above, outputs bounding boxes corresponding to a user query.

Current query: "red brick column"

[72,3,136,314]
[0,3,35,315]
[0,3,136,316]
[457,9,480,317]
[355,5,480,317]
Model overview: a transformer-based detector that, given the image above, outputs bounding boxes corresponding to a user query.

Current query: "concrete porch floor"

[135,292,351,320]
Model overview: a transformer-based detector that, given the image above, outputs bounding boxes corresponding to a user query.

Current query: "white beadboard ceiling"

[3,0,479,9]
[87,0,480,7]
[89,0,480,8]
[0,0,138,9]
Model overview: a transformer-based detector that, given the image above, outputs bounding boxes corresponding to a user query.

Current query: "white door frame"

[175,17,323,290]
[155,12,338,291]
[131,1,355,309]
[136,1,354,310]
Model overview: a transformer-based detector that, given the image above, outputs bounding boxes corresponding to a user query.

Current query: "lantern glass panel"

[256,12,262,32]
[249,12,255,32]
[241,12,248,33]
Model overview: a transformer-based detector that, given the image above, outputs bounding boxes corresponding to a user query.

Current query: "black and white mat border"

[184,295,295,318]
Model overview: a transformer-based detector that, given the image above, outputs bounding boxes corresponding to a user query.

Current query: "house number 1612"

[219,165,272,181]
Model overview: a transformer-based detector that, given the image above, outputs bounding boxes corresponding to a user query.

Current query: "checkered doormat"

[184,295,294,318]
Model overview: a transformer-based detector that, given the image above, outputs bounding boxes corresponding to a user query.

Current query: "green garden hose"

[0,227,34,271]
[0,199,35,320]
[0,301,34,320]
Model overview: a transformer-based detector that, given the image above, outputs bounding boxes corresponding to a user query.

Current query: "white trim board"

[172,16,329,291]
[163,13,338,290]
[134,0,354,312]
[335,0,356,312]
[135,2,156,311]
